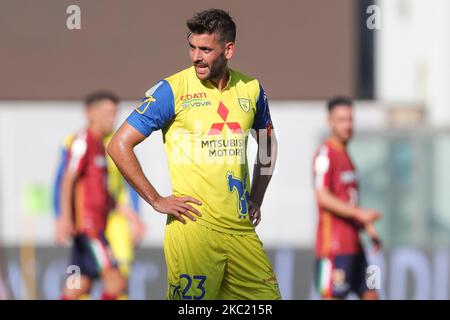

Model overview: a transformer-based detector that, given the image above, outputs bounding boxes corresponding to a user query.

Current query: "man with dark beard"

[108,9,280,299]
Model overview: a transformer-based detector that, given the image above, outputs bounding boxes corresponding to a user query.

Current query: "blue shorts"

[69,233,118,279]
[315,252,369,299]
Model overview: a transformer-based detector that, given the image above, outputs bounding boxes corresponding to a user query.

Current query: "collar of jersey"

[195,67,234,92]
[326,137,346,151]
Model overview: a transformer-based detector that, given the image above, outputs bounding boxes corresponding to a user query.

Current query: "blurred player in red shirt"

[313,97,382,300]
[55,91,127,300]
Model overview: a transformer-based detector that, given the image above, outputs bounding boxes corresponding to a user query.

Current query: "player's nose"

[192,49,203,63]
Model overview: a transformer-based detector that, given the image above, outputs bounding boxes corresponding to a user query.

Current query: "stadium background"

[1,0,450,299]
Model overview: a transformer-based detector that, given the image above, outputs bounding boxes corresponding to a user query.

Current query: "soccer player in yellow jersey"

[108,9,281,300]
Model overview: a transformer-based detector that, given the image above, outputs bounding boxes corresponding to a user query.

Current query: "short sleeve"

[314,145,332,189]
[252,85,274,131]
[126,80,175,137]
[66,132,88,175]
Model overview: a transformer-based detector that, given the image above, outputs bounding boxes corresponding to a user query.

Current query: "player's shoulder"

[143,79,173,100]
[65,129,89,154]
[230,68,257,83]
[315,140,338,159]
[313,142,332,174]
[325,139,347,155]
[315,139,347,162]
[142,67,193,100]
[230,69,262,99]
[162,66,193,91]
[230,69,260,87]
[315,142,329,157]
[63,130,86,147]
[62,133,76,149]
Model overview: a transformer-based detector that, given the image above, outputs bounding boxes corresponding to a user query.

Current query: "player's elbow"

[106,134,121,161]
[60,170,77,198]
[315,188,328,207]
[106,138,114,157]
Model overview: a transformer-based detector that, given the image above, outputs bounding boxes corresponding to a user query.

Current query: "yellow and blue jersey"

[127,66,273,234]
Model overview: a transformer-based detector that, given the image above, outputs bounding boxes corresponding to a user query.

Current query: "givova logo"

[226,171,250,219]
[180,92,211,109]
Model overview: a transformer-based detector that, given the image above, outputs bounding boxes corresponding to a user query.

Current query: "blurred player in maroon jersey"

[313,97,382,300]
[55,92,126,300]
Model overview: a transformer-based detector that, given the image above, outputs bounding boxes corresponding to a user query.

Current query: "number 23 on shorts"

[180,274,207,300]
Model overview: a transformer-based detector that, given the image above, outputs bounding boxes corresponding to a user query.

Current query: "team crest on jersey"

[237,98,251,113]
[226,171,250,219]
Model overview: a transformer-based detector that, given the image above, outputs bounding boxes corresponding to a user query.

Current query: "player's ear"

[224,42,234,60]
[327,113,333,127]
[85,105,92,119]
[85,104,97,123]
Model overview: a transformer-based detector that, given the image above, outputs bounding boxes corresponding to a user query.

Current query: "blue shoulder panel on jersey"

[126,80,175,137]
[252,85,273,130]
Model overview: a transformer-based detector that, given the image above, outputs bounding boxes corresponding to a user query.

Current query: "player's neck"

[88,126,105,140]
[329,135,348,148]
[209,68,230,91]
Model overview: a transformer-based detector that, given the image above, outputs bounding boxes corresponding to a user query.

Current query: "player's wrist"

[249,193,264,207]
[352,208,363,223]
[249,198,261,209]
[148,193,162,208]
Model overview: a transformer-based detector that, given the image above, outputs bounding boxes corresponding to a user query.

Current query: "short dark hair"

[327,96,353,113]
[186,9,236,43]
[84,91,119,108]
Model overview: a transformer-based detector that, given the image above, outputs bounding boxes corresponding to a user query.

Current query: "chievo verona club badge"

[237,98,251,113]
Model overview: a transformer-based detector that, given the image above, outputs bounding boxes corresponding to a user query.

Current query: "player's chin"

[340,133,352,142]
[196,74,209,81]
[194,68,210,80]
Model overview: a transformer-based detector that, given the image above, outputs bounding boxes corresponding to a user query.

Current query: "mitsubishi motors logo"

[208,101,243,135]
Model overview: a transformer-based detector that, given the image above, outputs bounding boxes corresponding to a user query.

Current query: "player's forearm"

[250,134,277,207]
[365,223,378,238]
[107,137,161,207]
[316,188,359,219]
[250,164,272,207]
[60,171,75,220]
